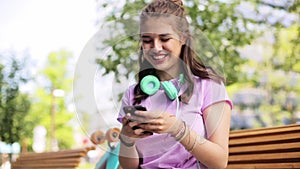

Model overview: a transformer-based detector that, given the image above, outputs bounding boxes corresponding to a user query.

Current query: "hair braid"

[143,0,185,17]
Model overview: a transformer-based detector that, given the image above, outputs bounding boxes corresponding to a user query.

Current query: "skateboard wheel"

[90,130,106,144]
[106,128,121,142]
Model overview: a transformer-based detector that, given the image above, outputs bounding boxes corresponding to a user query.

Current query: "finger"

[128,110,165,122]
[128,121,140,128]
[133,128,145,135]
[134,110,165,118]
[138,123,163,133]
[129,117,160,124]
[128,115,149,123]
[143,119,164,125]
[133,128,154,137]
[122,117,129,125]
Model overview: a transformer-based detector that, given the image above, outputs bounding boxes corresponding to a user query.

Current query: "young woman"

[117,0,232,168]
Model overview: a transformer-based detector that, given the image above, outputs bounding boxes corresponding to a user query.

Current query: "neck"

[157,69,181,81]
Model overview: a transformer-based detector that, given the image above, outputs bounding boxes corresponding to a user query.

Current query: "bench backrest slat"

[227,162,300,169]
[230,142,300,153]
[227,124,300,169]
[12,147,95,169]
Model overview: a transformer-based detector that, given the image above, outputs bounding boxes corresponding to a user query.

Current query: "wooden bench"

[227,124,300,169]
[12,146,95,169]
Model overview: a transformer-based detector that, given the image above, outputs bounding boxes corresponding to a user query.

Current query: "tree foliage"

[0,51,31,144]
[227,0,299,127]
[28,50,75,150]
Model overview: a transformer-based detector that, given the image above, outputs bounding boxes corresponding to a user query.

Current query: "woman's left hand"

[128,110,181,135]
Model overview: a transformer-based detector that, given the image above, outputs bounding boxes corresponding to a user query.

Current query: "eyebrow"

[141,33,173,38]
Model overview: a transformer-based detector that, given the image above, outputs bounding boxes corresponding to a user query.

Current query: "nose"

[152,39,163,51]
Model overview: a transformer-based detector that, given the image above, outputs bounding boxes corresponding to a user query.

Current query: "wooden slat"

[12,162,79,168]
[227,124,300,169]
[229,142,300,154]
[13,158,80,165]
[18,148,87,157]
[229,132,300,145]
[11,147,95,169]
[12,165,78,169]
[228,152,300,162]
[13,167,75,169]
[16,152,85,161]
[227,162,300,169]
[229,124,300,137]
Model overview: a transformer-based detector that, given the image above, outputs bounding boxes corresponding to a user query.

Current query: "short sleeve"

[201,80,233,112]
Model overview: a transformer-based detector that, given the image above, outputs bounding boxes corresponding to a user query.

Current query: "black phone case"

[123,106,152,135]
[123,106,147,116]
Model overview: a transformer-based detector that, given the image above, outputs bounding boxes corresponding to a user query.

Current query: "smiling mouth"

[152,55,167,60]
[152,54,167,60]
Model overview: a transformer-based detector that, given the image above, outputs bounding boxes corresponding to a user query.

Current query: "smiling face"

[140,17,184,79]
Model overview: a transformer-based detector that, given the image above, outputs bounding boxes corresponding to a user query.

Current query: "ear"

[180,35,187,45]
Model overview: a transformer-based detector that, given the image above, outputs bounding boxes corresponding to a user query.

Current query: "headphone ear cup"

[161,81,178,100]
[140,75,160,95]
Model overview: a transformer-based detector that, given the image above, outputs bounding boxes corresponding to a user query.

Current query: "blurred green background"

[0,0,299,168]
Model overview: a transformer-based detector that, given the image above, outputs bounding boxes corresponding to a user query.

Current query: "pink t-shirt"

[118,75,232,169]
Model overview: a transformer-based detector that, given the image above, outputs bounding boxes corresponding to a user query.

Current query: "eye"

[161,38,171,42]
[142,39,152,44]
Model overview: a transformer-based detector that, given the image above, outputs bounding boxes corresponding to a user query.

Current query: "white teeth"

[153,55,166,60]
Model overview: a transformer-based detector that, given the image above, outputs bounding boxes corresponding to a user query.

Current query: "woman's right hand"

[120,115,152,145]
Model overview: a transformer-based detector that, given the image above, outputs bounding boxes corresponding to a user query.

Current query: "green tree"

[260,24,299,125]
[228,18,299,127]
[0,51,31,146]
[28,49,75,151]
[248,1,299,126]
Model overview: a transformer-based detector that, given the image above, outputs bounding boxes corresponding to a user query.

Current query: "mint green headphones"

[140,74,184,100]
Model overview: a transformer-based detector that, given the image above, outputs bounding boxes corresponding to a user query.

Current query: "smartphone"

[123,105,147,116]
[123,106,152,135]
